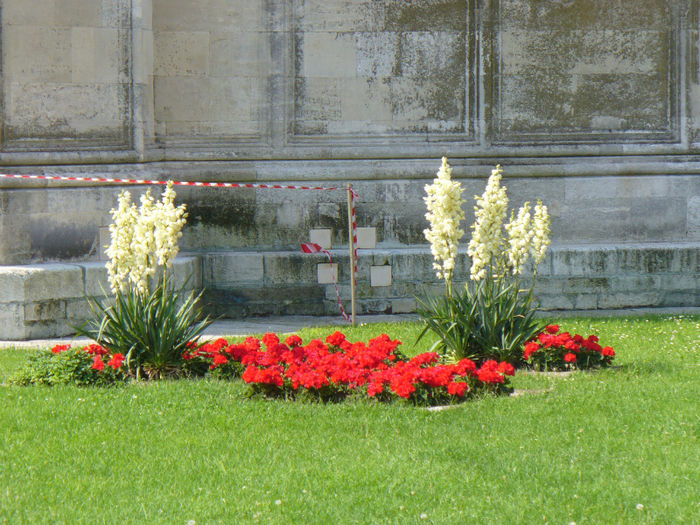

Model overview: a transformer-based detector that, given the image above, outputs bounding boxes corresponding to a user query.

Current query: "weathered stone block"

[309,229,332,249]
[154,31,210,76]
[563,277,610,294]
[660,291,700,307]
[552,247,618,276]
[496,0,672,138]
[209,31,264,77]
[611,275,661,293]
[54,0,103,27]
[80,263,109,297]
[206,253,263,284]
[0,267,28,303]
[392,298,416,314]
[574,294,598,310]
[27,320,74,339]
[688,196,700,238]
[678,247,700,272]
[6,82,125,140]
[658,274,700,292]
[617,248,681,273]
[65,298,95,322]
[2,0,56,26]
[264,254,316,284]
[24,300,66,322]
[356,227,377,249]
[2,26,72,83]
[302,32,356,78]
[392,251,437,282]
[598,292,661,309]
[168,257,202,290]
[0,304,26,341]
[154,76,257,131]
[357,298,392,315]
[71,27,121,84]
[317,263,338,284]
[533,278,565,296]
[537,294,575,310]
[370,265,392,287]
[23,265,84,303]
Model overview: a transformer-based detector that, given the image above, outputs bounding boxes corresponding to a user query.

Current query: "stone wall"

[0,0,699,338]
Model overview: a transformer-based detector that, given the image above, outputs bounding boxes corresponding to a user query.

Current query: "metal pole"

[347,183,357,325]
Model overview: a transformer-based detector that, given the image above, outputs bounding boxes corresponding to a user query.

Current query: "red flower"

[84,344,109,356]
[564,340,580,352]
[107,353,125,370]
[391,379,416,399]
[211,354,229,369]
[51,344,71,354]
[602,346,615,357]
[244,337,261,352]
[455,359,477,376]
[262,333,280,348]
[285,335,303,347]
[545,324,560,334]
[325,331,347,347]
[564,353,577,363]
[409,352,440,367]
[497,362,515,376]
[367,380,385,397]
[91,355,105,371]
[523,341,540,360]
[447,382,468,397]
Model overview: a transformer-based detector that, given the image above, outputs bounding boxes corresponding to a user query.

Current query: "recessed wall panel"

[152,0,269,145]
[493,0,679,143]
[1,0,132,150]
[291,0,473,141]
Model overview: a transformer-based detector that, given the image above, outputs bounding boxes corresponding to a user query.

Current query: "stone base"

[0,257,201,340]
[0,244,698,340]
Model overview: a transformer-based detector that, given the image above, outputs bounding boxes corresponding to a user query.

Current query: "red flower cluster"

[49,343,126,372]
[524,325,615,371]
[188,331,515,404]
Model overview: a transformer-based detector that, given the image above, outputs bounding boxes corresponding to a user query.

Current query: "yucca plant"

[76,181,213,379]
[418,160,551,366]
[417,276,543,365]
[76,275,212,379]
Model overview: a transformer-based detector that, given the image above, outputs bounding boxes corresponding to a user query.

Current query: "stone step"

[200,243,700,318]
[1,243,698,340]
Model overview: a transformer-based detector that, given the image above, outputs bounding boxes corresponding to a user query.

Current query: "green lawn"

[1,316,698,524]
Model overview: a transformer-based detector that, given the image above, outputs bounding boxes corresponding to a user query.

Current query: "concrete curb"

[1,308,699,350]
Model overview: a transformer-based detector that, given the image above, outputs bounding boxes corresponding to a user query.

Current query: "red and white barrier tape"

[301,243,350,322]
[0,172,360,322]
[0,172,343,192]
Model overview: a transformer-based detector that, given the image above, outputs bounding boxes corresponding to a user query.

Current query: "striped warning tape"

[0,172,360,322]
[301,242,350,322]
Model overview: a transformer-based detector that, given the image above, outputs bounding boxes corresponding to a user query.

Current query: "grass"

[0,315,698,524]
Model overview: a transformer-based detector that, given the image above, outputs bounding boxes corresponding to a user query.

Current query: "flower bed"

[14,331,516,405]
[524,324,616,371]
[189,331,515,405]
[11,344,128,387]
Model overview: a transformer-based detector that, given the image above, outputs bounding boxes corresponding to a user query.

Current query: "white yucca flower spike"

[467,164,508,281]
[104,181,187,295]
[106,190,139,294]
[531,199,551,266]
[423,157,465,283]
[505,202,533,276]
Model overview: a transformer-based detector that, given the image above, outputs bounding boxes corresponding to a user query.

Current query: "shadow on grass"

[616,360,675,375]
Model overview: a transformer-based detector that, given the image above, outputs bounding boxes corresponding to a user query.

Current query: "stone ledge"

[1,244,698,340]
[0,256,202,340]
